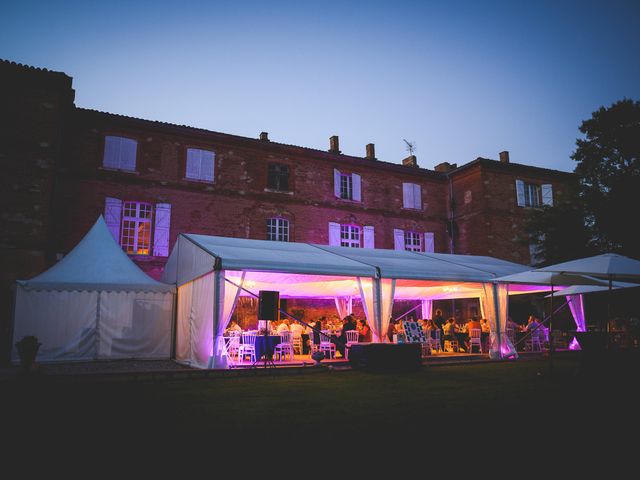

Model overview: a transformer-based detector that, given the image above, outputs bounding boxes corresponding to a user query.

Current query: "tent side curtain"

[13,287,98,363]
[175,271,245,369]
[97,291,173,359]
[210,271,245,368]
[357,277,395,342]
[334,296,353,319]
[567,294,586,350]
[12,286,173,363]
[481,283,516,359]
[176,272,214,368]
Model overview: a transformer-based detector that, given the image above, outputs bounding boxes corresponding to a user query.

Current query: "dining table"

[249,334,281,361]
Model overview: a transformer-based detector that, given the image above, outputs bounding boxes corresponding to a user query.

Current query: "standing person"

[433,309,446,331]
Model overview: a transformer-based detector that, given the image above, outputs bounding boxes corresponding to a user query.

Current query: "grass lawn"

[3,354,639,444]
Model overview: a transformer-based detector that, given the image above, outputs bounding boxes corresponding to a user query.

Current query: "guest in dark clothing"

[433,309,446,331]
[309,317,324,349]
[335,315,357,357]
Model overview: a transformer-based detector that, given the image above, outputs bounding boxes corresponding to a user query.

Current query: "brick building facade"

[0,60,575,359]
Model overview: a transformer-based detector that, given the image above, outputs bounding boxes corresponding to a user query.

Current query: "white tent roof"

[536,253,640,282]
[162,233,531,288]
[493,270,608,286]
[543,282,639,297]
[18,216,174,292]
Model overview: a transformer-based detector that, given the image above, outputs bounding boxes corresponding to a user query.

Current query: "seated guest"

[290,320,304,336]
[479,317,490,347]
[358,318,371,342]
[443,317,456,340]
[424,319,440,338]
[525,315,541,332]
[277,319,290,334]
[466,316,481,334]
[225,320,242,335]
[387,320,397,342]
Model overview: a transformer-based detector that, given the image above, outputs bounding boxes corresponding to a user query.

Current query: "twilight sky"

[2,0,639,172]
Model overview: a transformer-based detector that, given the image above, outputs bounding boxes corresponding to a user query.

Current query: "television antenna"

[403,139,416,156]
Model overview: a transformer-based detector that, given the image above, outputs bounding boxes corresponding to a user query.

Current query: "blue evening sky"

[1,0,639,172]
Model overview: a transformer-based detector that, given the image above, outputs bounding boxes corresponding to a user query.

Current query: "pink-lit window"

[267,217,289,242]
[404,231,422,252]
[340,224,361,248]
[120,202,152,255]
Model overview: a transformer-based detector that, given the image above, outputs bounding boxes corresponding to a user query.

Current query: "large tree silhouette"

[526,99,640,263]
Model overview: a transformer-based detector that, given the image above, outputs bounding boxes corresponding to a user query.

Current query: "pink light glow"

[569,338,581,350]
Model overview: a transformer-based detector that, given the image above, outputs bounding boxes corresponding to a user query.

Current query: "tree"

[572,99,640,257]
[523,186,593,266]
[526,99,640,263]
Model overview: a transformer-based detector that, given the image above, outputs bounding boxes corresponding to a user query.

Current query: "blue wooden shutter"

[153,203,171,256]
[104,197,122,242]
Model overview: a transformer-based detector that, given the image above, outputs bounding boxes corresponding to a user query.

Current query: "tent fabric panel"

[174,272,215,369]
[97,291,173,359]
[12,288,98,363]
[162,234,218,286]
[184,234,377,278]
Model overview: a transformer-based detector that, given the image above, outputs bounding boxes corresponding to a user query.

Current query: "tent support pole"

[95,292,101,360]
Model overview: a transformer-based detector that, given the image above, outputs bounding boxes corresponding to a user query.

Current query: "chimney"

[259,132,269,141]
[434,161,457,173]
[499,150,510,163]
[329,135,341,154]
[402,155,418,168]
[365,143,376,160]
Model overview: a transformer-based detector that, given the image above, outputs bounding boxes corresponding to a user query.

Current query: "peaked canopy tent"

[12,217,175,363]
[161,234,539,368]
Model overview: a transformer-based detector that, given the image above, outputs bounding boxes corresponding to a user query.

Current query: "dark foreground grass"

[3,354,639,446]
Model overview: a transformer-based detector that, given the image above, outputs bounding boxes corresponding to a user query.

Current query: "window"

[404,231,422,252]
[394,229,434,253]
[524,183,541,207]
[329,222,373,247]
[267,163,289,191]
[340,224,361,248]
[340,174,353,200]
[104,198,172,257]
[267,217,289,242]
[121,202,153,255]
[103,136,137,172]
[516,180,553,207]
[186,148,215,182]
[333,169,361,201]
[402,183,422,209]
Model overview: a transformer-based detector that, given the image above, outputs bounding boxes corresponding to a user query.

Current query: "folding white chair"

[428,329,442,353]
[291,332,303,355]
[238,333,257,363]
[274,331,294,361]
[469,328,483,353]
[319,330,336,359]
[344,330,359,360]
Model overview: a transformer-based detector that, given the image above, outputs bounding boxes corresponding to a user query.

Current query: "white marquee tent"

[161,234,543,368]
[12,216,175,363]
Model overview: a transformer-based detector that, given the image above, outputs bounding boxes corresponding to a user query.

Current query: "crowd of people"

[226,308,557,357]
